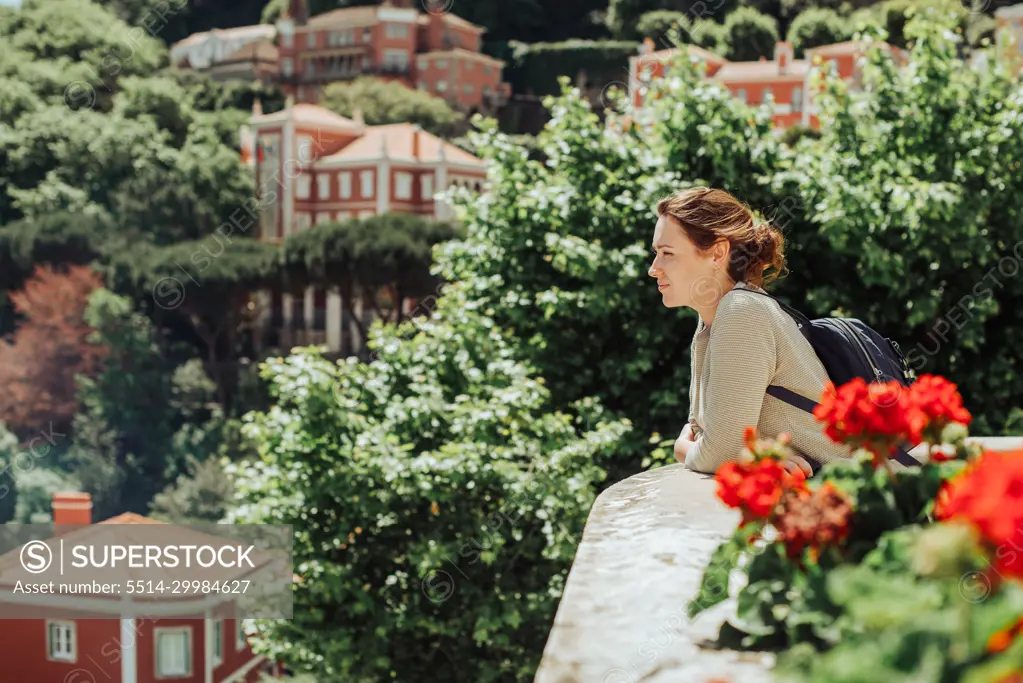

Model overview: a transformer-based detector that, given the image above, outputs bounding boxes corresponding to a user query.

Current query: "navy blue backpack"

[735,289,920,468]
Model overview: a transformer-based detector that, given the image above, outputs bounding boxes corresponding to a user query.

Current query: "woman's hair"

[655,187,786,289]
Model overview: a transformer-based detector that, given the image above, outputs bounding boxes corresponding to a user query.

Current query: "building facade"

[170,0,510,115]
[0,493,282,683]
[246,99,487,354]
[628,38,907,129]
[995,4,1023,73]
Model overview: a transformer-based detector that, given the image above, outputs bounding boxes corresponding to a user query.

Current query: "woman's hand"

[674,423,696,463]
[781,452,814,479]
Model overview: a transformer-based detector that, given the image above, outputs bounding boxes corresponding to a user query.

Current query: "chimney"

[775,41,793,75]
[412,124,421,158]
[53,492,92,525]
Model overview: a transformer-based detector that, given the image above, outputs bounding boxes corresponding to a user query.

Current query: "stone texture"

[534,437,1023,683]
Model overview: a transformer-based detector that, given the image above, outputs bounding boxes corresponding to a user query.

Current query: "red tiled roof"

[320,123,483,165]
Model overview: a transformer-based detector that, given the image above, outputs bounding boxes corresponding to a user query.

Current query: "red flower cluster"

[935,450,1023,580]
[716,458,806,524]
[813,374,972,463]
[773,482,854,560]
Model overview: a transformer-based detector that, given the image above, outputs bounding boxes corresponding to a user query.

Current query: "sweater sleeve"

[685,296,777,473]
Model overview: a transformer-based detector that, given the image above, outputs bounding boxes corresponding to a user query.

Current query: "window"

[282,58,293,76]
[463,83,474,95]
[212,620,223,666]
[436,80,448,93]
[360,170,374,198]
[421,174,434,200]
[281,32,293,48]
[436,59,448,69]
[417,81,428,91]
[395,172,412,200]
[761,86,772,103]
[236,620,248,650]
[317,174,330,199]
[383,48,409,71]
[296,175,311,199]
[47,621,75,662]
[736,87,747,103]
[359,209,375,218]
[385,23,409,39]
[417,57,427,70]
[337,210,352,221]
[296,213,312,231]
[792,86,803,112]
[339,172,352,199]
[306,31,316,48]
[362,28,371,42]
[155,627,192,677]
[316,211,332,225]
[297,135,313,163]
[484,65,491,75]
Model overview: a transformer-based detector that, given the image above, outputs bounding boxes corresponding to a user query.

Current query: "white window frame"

[736,87,747,103]
[362,27,371,43]
[436,80,448,93]
[337,210,353,221]
[395,172,412,200]
[358,209,375,218]
[360,170,374,198]
[306,31,316,48]
[317,174,330,199]
[421,174,434,200]
[155,626,193,678]
[416,57,427,70]
[339,172,352,199]
[236,620,248,650]
[762,86,773,104]
[436,59,448,69]
[296,213,312,231]
[47,620,76,663]
[383,48,409,70]
[211,620,223,666]
[282,58,293,77]
[483,65,491,75]
[296,175,311,199]
[417,81,428,91]
[792,86,803,112]
[385,23,409,39]
[316,211,332,225]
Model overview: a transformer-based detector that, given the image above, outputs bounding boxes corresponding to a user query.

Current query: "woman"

[648,187,853,477]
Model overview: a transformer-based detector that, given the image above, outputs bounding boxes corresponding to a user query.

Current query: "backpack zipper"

[835,318,883,381]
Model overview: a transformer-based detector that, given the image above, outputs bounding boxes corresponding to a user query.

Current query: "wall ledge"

[534,436,1023,683]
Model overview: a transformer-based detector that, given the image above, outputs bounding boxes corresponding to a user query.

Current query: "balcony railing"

[534,436,1023,682]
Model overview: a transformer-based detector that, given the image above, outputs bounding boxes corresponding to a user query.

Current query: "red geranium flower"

[935,450,1023,580]
[773,482,854,560]
[715,458,806,521]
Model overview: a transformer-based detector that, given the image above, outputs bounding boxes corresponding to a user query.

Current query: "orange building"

[628,39,907,129]
[246,98,487,354]
[171,0,511,116]
[0,493,282,683]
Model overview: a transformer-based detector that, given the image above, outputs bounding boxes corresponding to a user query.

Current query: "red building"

[245,97,487,354]
[628,38,907,129]
[0,493,282,683]
[170,0,511,115]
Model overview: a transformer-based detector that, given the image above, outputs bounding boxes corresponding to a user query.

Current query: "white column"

[327,291,342,352]
[377,135,391,215]
[282,293,293,347]
[120,618,137,683]
[204,614,214,683]
[434,163,448,221]
[352,296,364,353]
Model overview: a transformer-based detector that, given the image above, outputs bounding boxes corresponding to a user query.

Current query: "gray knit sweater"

[684,281,854,473]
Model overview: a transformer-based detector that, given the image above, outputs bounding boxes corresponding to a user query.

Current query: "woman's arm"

[684,297,777,473]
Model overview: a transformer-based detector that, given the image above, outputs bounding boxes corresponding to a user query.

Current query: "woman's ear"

[712,238,730,266]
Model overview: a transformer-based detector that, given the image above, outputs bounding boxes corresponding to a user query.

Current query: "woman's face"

[648,214,725,309]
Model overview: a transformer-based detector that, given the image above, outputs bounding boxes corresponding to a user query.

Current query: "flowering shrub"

[689,374,1023,682]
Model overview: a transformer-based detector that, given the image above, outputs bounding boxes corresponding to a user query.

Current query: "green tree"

[720,6,780,61]
[278,213,460,350]
[319,77,464,135]
[150,455,233,524]
[229,282,630,682]
[787,7,854,55]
